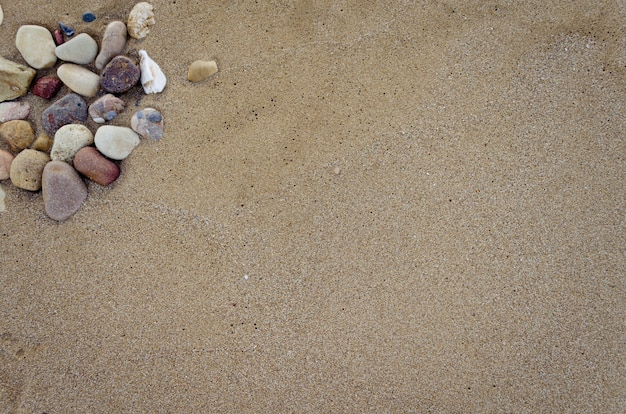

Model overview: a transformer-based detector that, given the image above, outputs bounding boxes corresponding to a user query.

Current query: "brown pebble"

[9,149,50,191]
[0,149,14,180]
[73,146,120,186]
[42,160,88,221]
[30,133,54,152]
[100,55,140,94]
[0,119,35,152]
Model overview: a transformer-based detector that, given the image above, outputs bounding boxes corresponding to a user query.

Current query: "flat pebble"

[30,133,53,152]
[95,21,127,71]
[59,22,74,37]
[131,108,163,141]
[82,12,96,23]
[94,125,140,160]
[128,2,155,39]
[51,124,94,163]
[15,25,57,69]
[53,29,64,45]
[57,63,100,97]
[101,55,140,94]
[139,50,166,94]
[0,56,36,102]
[55,33,98,65]
[42,160,87,221]
[41,93,88,135]
[0,120,35,152]
[0,149,14,180]
[74,146,120,186]
[10,149,49,191]
[188,60,218,82]
[32,76,63,99]
[0,101,30,122]
[89,94,126,123]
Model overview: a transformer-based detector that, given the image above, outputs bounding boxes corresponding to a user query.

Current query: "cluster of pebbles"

[0,2,168,220]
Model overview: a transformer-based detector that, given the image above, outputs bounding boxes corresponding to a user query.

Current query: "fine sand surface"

[1,1,624,412]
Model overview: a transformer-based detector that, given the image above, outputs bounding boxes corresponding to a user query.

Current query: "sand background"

[0,0,624,412]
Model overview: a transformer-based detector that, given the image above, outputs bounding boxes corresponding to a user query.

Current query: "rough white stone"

[128,2,155,39]
[95,125,140,160]
[51,124,94,163]
[15,25,57,69]
[57,64,100,97]
[55,33,98,65]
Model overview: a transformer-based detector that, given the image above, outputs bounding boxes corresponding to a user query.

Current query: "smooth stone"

[0,149,14,180]
[0,6,3,27]
[0,120,35,152]
[128,2,155,39]
[188,60,218,82]
[55,33,98,65]
[94,125,140,160]
[131,108,163,141]
[100,56,140,94]
[89,94,126,123]
[57,64,100,97]
[30,133,53,152]
[139,50,166,94]
[59,22,74,37]
[9,149,49,191]
[32,76,63,99]
[0,101,30,122]
[51,124,94,163]
[0,184,5,213]
[41,93,88,135]
[15,25,57,69]
[0,56,36,102]
[95,21,127,71]
[74,146,120,186]
[53,29,64,45]
[42,160,87,221]
[82,12,96,23]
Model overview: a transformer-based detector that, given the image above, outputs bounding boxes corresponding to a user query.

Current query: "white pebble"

[15,25,57,69]
[95,125,140,160]
[51,124,94,163]
[57,63,100,97]
[55,33,98,65]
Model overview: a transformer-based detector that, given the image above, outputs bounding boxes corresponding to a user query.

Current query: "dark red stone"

[53,29,65,45]
[100,56,140,94]
[74,146,120,186]
[32,76,63,99]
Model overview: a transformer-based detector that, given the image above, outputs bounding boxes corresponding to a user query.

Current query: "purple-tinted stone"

[32,76,63,99]
[41,93,88,135]
[100,56,140,94]
[53,29,65,45]
[42,160,87,221]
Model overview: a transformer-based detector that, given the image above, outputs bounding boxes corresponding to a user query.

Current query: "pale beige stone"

[188,60,218,82]
[57,64,100,97]
[128,2,155,39]
[10,149,50,191]
[15,25,57,69]
[0,57,36,103]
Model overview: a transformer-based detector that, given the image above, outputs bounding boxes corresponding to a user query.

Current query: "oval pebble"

[74,146,120,186]
[0,120,35,152]
[0,149,14,180]
[9,149,50,191]
[94,125,140,160]
[131,108,163,140]
[0,101,30,122]
[101,55,140,94]
[82,12,96,23]
[15,25,57,69]
[30,133,53,152]
[187,60,218,82]
[32,76,63,99]
[55,33,98,65]
[57,63,100,97]
[53,29,64,45]
[42,160,87,221]
[51,124,94,163]
[95,21,127,71]
[41,93,88,135]
[89,94,126,123]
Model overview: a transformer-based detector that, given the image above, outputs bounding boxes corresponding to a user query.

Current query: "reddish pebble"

[0,149,14,180]
[54,29,65,45]
[73,146,120,186]
[32,76,63,99]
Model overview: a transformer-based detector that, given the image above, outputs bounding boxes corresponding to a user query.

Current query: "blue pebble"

[146,112,162,123]
[82,12,97,23]
[104,110,117,121]
[59,22,74,36]
[136,111,143,119]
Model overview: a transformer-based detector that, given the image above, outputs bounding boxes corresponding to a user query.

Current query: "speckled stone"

[100,55,140,94]
[0,120,35,152]
[42,160,88,221]
[9,149,50,191]
[51,124,94,163]
[32,76,63,99]
[89,94,126,123]
[0,101,30,122]
[41,93,88,135]
[131,108,163,140]
[74,146,120,186]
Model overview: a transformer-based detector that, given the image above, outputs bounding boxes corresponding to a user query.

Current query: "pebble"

[95,21,127,71]
[9,149,50,191]
[187,60,218,82]
[0,5,3,27]
[74,146,120,186]
[0,149,14,180]
[51,124,94,163]
[0,56,36,102]
[128,2,155,39]
[41,93,88,135]
[59,22,74,37]
[94,125,140,160]
[32,76,63,99]
[131,108,163,141]
[42,160,88,221]
[0,101,30,122]
[82,12,96,23]
[0,120,35,152]
[57,63,100,97]
[55,33,98,65]
[53,29,64,45]
[15,25,57,69]
[89,94,126,123]
[139,50,166,94]
[0,184,4,213]
[100,55,140,94]
[30,133,53,152]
